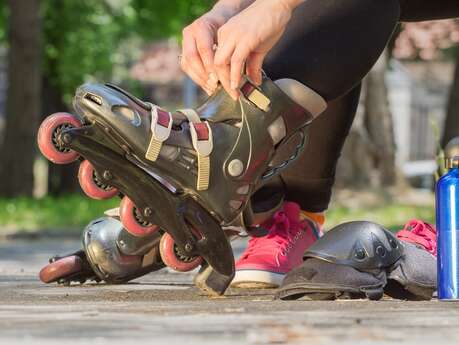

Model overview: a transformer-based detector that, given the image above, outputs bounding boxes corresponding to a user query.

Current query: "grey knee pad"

[278,221,436,301]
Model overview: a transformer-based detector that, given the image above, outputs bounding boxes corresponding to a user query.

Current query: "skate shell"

[39,255,83,283]
[78,160,119,200]
[37,112,82,164]
[119,196,159,237]
[159,232,202,272]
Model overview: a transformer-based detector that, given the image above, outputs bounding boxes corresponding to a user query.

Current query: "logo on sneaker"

[276,226,306,266]
[280,228,305,257]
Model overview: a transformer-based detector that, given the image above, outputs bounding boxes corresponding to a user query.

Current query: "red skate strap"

[193,122,209,141]
[157,108,171,128]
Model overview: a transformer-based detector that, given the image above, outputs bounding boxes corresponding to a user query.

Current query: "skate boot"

[39,213,164,285]
[37,75,326,295]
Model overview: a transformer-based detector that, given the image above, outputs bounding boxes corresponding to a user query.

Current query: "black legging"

[262,0,459,212]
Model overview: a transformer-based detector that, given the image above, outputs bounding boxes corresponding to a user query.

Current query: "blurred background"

[0,0,457,235]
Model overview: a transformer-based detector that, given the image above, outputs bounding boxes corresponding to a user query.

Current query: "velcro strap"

[240,81,271,112]
[189,121,213,157]
[179,109,213,191]
[145,104,172,161]
[193,122,210,141]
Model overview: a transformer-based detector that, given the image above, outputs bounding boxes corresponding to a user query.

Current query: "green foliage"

[0,3,7,43]
[131,0,213,40]
[0,0,212,103]
[326,203,435,232]
[42,1,127,102]
[0,195,435,234]
[0,195,118,231]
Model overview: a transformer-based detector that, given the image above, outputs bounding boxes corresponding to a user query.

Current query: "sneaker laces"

[243,209,306,263]
[396,219,437,256]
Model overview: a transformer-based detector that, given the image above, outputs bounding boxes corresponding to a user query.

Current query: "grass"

[0,195,119,233]
[0,194,435,235]
[326,203,435,231]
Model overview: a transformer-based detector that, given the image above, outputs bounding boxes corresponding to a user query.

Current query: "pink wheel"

[37,112,82,164]
[159,233,203,272]
[78,160,118,200]
[39,256,83,283]
[119,196,159,237]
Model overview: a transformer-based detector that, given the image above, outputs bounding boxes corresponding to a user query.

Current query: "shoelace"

[243,210,305,259]
[396,220,437,256]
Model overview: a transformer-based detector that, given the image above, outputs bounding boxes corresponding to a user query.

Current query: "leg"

[399,0,459,21]
[265,0,459,101]
[264,0,400,101]
[280,85,362,213]
[234,0,398,288]
[232,87,361,288]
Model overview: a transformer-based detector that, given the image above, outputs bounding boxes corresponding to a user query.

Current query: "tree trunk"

[441,49,459,148]
[335,96,376,188]
[0,0,41,196]
[336,49,397,188]
[364,49,397,186]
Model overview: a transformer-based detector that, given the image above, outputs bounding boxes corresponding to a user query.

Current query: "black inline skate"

[39,213,164,285]
[37,75,326,295]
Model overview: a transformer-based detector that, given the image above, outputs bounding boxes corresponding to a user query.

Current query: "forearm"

[211,0,256,17]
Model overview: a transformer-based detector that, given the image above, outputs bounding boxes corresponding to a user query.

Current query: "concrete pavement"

[1,239,459,345]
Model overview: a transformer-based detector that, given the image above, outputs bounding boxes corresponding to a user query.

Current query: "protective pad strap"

[278,258,386,301]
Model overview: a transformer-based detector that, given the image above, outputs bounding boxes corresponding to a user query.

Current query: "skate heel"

[194,264,235,297]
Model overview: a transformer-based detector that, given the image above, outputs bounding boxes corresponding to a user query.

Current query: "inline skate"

[37,75,326,295]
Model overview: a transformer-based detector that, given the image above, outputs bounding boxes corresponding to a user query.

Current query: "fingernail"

[209,73,218,84]
[230,80,238,90]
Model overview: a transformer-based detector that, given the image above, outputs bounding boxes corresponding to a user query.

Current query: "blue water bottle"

[436,156,459,300]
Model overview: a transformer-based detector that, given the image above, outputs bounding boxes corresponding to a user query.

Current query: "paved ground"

[1,239,459,345]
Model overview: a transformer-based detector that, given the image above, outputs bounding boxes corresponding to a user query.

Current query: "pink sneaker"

[396,219,437,256]
[231,202,322,288]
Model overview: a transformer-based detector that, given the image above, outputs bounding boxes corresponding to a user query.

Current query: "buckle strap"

[179,109,213,191]
[240,81,271,112]
[145,103,173,161]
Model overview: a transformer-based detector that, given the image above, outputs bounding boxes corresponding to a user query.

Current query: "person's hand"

[214,0,300,100]
[181,6,241,95]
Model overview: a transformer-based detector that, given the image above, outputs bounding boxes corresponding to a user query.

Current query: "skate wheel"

[39,255,83,283]
[78,160,118,200]
[159,233,203,272]
[37,112,82,164]
[119,196,159,237]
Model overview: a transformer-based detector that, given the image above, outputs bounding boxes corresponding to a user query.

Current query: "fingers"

[181,56,213,95]
[245,52,266,85]
[181,21,219,95]
[196,34,218,80]
[181,33,207,83]
[230,45,249,92]
[214,39,239,100]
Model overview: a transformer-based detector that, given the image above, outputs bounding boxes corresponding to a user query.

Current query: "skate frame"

[60,123,235,296]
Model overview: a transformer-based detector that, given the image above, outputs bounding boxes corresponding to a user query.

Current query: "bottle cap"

[445,156,459,169]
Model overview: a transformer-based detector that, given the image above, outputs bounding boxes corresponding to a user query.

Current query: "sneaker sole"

[231,270,285,289]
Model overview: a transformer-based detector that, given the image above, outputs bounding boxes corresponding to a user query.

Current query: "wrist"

[212,0,255,18]
[278,0,306,11]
